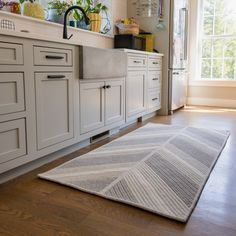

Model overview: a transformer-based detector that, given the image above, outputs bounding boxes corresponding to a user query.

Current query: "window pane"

[212,39,223,58]
[203,0,215,16]
[201,59,212,78]
[224,59,235,79]
[200,0,236,80]
[202,39,212,58]
[225,15,236,35]
[224,40,236,57]
[212,59,222,78]
[203,17,214,35]
[215,0,225,16]
[214,16,224,35]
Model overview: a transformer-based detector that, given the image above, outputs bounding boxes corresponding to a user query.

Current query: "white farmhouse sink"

[79,46,127,80]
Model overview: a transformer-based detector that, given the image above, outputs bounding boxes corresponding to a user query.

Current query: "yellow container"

[88,13,102,32]
[139,33,154,52]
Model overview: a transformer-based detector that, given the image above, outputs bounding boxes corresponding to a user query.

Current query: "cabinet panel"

[105,80,124,125]
[0,119,26,164]
[0,42,23,65]
[126,71,146,118]
[33,46,72,66]
[148,71,161,89]
[0,73,25,115]
[80,82,105,134]
[148,90,161,110]
[148,57,162,69]
[35,72,74,150]
[128,55,147,68]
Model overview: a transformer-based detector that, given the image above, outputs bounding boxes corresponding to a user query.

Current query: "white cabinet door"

[0,119,26,164]
[0,73,25,115]
[0,42,23,65]
[126,71,146,118]
[80,82,105,134]
[105,80,124,125]
[35,72,74,150]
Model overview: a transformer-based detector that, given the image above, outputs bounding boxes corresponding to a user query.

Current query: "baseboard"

[0,139,90,184]
[187,97,236,109]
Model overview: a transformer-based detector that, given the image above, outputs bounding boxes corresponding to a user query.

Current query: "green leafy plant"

[48,0,72,16]
[73,0,108,20]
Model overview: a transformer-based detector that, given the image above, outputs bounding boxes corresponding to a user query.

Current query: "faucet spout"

[63,5,90,40]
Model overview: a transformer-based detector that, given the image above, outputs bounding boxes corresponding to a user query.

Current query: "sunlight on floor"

[183,106,236,113]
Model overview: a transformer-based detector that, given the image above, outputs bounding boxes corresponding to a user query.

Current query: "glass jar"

[10,0,21,14]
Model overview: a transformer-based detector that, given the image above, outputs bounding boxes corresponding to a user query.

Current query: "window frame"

[190,0,236,86]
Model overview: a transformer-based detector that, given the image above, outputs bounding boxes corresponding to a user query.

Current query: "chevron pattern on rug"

[39,123,229,222]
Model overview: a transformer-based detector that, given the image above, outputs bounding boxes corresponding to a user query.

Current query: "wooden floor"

[1,106,236,236]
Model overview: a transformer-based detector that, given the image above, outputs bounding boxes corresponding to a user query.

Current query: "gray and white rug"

[39,123,230,222]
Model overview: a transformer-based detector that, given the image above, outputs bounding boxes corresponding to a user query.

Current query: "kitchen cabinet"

[80,81,105,134]
[0,119,26,165]
[126,70,146,119]
[35,72,74,150]
[80,79,124,134]
[122,50,163,122]
[0,42,23,65]
[105,80,124,125]
[0,72,25,115]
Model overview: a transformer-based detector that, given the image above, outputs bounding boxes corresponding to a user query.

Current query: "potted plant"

[74,0,108,32]
[47,0,71,24]
[20,0,45,20]
[87,0,108,32]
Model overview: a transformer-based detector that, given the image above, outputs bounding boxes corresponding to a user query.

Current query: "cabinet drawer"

[148,71,161,89]
[148,90,161,109]
[148,57,162,69]
[0,42,23,65]
[0,73,25,115]
[128,55,147,68]
[33,46,72,66]
[0,119,26,164]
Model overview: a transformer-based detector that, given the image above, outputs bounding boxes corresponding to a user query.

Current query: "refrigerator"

[168,0,189,113]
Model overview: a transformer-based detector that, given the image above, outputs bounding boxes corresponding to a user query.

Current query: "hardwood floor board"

[1,106,236,236]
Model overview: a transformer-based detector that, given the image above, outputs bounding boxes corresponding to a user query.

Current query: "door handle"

[152,78,159,81]
[152,98,158,101]
[106,85,111,89]
[47,75,66,79]
[45,55,64,60]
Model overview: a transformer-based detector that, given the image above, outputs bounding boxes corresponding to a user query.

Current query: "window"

[200,0,236,80]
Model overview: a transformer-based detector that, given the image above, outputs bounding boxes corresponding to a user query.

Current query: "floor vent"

[90,130,109,143]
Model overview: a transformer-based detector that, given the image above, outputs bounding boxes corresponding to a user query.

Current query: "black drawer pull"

[47,75,66,79]
[45,55,64,60]
[152,62,159,65]
[133,60,142,64]
[152,78,159,81]
[106,85,111,89]
[152,98,158,101]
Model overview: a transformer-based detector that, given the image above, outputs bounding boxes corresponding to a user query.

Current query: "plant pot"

[47,9,64,24]
[77,20,89,30]
[88,13,101,32]
[22,2,45,20]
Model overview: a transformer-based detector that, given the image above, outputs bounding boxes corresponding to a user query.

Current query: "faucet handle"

[68,34,73,40]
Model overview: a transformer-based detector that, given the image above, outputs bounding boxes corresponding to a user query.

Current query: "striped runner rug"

[39,123,230,222]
